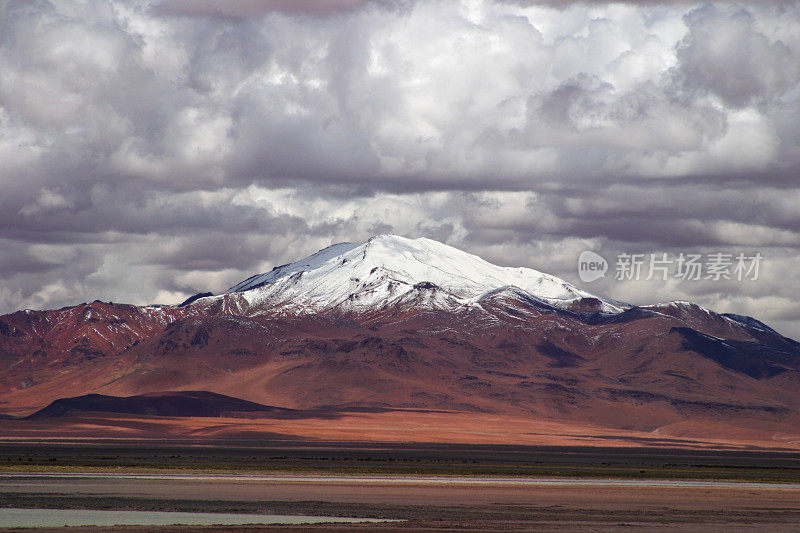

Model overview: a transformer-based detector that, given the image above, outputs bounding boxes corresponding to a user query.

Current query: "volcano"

[1,235,799,445]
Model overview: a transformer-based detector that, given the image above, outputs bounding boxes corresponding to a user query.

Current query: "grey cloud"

[676,4,800,108]
[500,1,700,4]
[3,189,292,242]
[0,240,62,279]
[137,232,278,272]
[154,0,380,18]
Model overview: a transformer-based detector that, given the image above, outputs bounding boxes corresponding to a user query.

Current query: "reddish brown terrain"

[2,237,799,447]
[1,294,799,448]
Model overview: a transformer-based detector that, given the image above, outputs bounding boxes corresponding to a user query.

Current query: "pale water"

[0,508,394,528]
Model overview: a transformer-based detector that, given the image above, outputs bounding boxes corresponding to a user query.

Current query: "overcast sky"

[1,1,799,337]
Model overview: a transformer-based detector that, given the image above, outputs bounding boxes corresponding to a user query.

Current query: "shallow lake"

[0,508,394,527]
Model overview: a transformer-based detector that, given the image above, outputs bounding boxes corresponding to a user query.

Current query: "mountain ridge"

[1,235,798,445]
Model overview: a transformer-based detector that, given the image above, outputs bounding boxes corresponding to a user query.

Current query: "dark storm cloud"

[0,0,798,336]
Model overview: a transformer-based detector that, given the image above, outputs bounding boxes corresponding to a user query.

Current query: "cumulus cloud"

[0,0,798,337]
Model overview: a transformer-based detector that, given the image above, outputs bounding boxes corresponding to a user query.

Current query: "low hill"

[25,390,294,419]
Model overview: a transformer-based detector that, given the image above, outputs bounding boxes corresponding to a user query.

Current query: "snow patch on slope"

[227,241,360,293]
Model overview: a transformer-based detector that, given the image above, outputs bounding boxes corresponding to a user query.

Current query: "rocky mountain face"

[1,235,798,439]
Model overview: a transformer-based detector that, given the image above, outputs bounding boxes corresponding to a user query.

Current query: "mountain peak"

[223,235,625,314]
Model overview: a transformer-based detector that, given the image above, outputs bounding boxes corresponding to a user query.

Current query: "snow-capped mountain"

[2,234,799,445]
[221,235,626,315]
